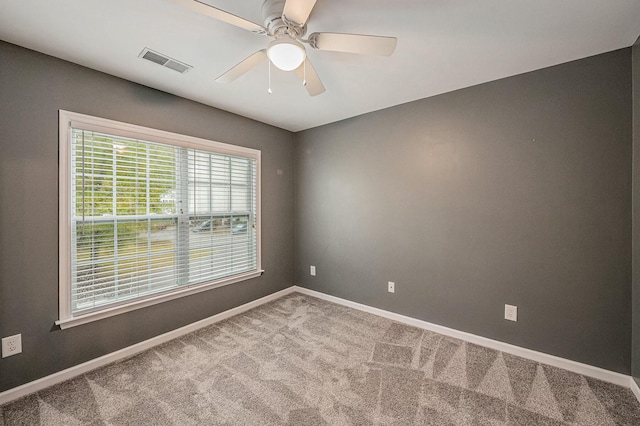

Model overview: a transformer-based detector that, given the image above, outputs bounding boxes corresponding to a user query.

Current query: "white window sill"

[55,270,264,329]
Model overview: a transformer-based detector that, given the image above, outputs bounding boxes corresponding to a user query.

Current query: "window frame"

[57,110,262,329]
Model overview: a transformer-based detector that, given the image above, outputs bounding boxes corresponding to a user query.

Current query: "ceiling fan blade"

[309,32,397,56]
[295,58,325,96]
[170,0,267,35]
[283,0,317,26]
[216,50,268,83]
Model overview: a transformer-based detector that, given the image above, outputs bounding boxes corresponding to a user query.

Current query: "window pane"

[72,219,179,312]
[187,214,255,284]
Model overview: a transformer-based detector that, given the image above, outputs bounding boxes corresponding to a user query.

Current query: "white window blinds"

[59,111,261,326]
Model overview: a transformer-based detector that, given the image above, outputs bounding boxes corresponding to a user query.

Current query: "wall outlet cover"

[310,265,316,276]
[2,334,22,358]
[388,281,395,293]
[505,304,518,322]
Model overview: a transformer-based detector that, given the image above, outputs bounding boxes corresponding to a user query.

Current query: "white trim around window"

[58,110,262,329]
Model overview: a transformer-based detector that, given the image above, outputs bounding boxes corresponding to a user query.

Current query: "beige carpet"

[2,292,640,425]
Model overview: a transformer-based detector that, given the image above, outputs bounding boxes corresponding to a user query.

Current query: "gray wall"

[0,41,295,392]
[633,36,640,387]
[295,48,632,374]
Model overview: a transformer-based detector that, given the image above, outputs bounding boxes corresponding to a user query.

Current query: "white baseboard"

[0,286,297,406]
[3,285,638,407]
[291,286,633,390]
[631,377,640,403]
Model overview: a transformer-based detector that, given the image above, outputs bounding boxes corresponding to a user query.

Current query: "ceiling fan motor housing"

[262,0,306,38]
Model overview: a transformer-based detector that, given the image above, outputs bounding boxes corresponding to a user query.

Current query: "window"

[58,111,261,328]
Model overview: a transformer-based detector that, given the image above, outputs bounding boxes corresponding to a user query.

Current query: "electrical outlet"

[310,265,316,276]
[388,281,395,293]
[504,304,518,322]
[2,334,22,358]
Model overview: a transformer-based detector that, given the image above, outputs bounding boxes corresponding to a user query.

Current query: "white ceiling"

[1,0,639,132]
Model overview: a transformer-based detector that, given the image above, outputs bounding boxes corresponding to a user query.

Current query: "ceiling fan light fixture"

[267,36,306,71]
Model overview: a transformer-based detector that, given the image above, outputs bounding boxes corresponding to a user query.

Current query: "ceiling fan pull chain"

[268,60,272,94]
[303,60,307,86]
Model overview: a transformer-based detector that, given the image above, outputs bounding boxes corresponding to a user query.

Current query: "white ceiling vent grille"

[139,48,192,74]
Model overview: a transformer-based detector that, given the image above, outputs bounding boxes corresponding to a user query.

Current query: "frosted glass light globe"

[267,36,306,71]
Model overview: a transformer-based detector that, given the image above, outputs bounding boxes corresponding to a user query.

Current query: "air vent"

[139,48,192,74]
[164,60,191,74]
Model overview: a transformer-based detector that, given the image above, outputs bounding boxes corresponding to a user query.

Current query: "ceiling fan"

[170,0,398,96]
